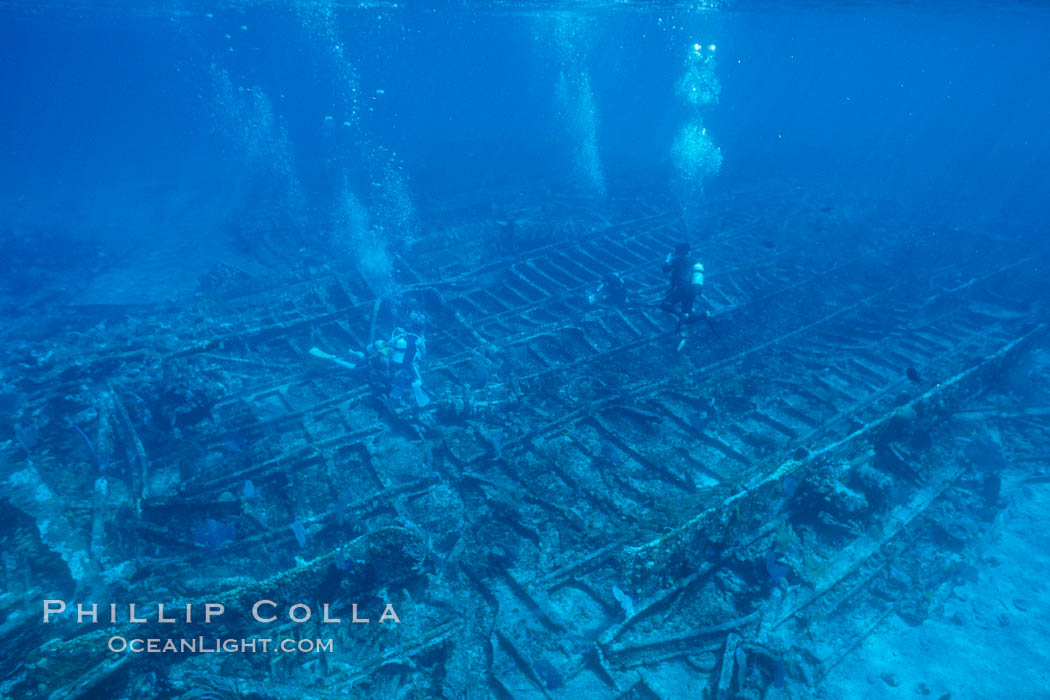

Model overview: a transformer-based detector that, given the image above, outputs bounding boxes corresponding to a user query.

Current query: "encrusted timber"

[770,462,967,635]
[3,464,101,596]
[139,477,436,573]
[221,478,436,555]
[9,526,425,700]
[716,632,743,700]
[182,419,384,499]
[814,606,895,681]
[190,675,345,700]
[162,212,668,368]
[338,620,462,688]
[622,324,1045,579]
[491,629,557,700]
[605,611,758,664]
[106,384,150,500]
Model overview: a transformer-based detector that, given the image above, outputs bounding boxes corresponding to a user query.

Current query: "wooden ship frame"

[1,186,1047,699]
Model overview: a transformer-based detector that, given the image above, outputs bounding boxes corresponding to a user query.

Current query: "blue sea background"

[2,1,1048,303]
[3,4,1050,698]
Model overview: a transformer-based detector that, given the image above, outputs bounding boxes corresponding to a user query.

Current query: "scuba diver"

[307,327,431,408]
[675,261,706,332]
[389,328,430,407]
[661,243,702,322]
[308,340,388,380]
[660,243,713,344]
[589,272,628,308]
[661,243,692,309]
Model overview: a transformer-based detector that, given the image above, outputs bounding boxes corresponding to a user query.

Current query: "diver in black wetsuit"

[661,243,708,333]
[662,244,693,313]
[661,243,692,303]
[590,272,628,308]
[677,261,706,332]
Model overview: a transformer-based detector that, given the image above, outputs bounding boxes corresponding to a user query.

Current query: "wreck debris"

[1,189,1046,697]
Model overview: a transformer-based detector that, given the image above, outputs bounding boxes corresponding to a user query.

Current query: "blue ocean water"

[2,2,1050,699]
[3,1,1047,284]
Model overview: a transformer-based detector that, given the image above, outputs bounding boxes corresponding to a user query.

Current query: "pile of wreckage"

[1,186,1047,699]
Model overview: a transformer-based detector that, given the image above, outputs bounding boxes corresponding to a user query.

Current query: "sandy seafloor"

[821,472,1050,699]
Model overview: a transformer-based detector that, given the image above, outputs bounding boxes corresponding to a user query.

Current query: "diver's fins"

[308,347,359,371]
[412,383,432,408]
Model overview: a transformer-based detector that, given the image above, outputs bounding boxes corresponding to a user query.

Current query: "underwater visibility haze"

[1,1,1049,698]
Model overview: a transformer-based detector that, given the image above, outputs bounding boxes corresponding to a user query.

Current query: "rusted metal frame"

[493,262,991,493]
[606,611,761,658]
[591,415,698,492]
[485,278,901,464]
[338,621,463,688]
[625,324,1045,569]
[609,639,723,670]
[538,538,634,590]
[184,426,380,496]
[815,607,896,681]
[14,526,427,696]
[567,432,695,504]
[492,630,556,699]
[716,633,743,700]
[200,479,436,556]
[787,295,1038,452]
[771,466,968,631]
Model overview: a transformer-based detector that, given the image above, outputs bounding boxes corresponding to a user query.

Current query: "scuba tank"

[691,262,705,286]
[391,337,408,365]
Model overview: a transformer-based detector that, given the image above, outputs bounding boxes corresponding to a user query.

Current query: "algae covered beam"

[623,324,1045,570]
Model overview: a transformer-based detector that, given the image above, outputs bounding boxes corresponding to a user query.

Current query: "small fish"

[291,520,307,548]
[334,551,352,571]
[532,658,563,690]
[489,543,519,568]
[774,657,787,688]
[224,430,249,452]
[612,585,634,616]
[765,549,789,583]
[196,519,236,552]
[70,423,106,472]
[761,239,776,249]
[482,430,502,458]
[336,486,357,526]
[906,367,921,383]
[965,436,1005,472]
[243,479,255,500]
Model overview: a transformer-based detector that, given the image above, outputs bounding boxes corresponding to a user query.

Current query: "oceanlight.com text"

[107,636,335,654]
